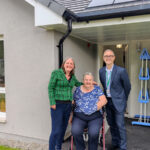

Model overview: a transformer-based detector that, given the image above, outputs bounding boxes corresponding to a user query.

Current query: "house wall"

[2,0,150,148]
[0,0,54,148]
[0,0,98,149]
[54,32,98,82]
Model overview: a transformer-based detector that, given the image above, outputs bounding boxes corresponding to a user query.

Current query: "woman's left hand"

[68,113,73,124]
[97,101,102,110]
[97,95,107,110]
[93,81,98,85]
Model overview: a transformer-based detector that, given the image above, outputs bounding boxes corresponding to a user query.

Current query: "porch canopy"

[25,0,150,44]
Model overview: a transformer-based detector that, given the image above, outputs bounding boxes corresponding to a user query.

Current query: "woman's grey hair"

[83,72,94,79]
[63,56,74,62]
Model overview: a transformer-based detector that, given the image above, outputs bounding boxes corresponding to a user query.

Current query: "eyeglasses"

[103,55,114,58]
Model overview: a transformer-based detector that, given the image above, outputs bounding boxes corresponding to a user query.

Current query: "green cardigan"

[48,68,82,105]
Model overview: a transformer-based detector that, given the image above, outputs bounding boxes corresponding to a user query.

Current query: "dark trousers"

[49,102,72,150]
[71,112,103,150]
[106,98,127,150]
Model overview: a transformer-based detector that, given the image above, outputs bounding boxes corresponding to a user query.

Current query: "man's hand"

[51,105,56,110]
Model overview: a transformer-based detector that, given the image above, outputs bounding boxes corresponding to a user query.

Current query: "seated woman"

[71,72,107,150]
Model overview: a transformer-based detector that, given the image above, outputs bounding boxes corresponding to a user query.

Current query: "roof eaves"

[37,0,78,21]
[76,3,150,21]
[36,0,150,22]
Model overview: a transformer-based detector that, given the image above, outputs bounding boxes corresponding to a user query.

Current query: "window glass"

[0,40,6,122]
[88,0,137,7]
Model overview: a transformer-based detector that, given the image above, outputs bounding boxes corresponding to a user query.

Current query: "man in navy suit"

[99,49,131,150]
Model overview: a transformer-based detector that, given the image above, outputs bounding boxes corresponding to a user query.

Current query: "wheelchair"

[70,111,106,150]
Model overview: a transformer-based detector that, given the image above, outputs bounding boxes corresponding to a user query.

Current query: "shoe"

[107,145,119,150]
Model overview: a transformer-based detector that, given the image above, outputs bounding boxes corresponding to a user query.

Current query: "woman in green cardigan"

[48,57,82,150]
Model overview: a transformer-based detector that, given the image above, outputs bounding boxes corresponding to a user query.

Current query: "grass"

[0,146,21,150]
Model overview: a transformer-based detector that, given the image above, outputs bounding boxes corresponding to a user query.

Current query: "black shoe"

[107,145,119,150]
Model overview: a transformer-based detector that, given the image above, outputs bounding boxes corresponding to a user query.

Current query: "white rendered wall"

[0,0,55,142]
[54,32,98,82]
[0,0,99,145]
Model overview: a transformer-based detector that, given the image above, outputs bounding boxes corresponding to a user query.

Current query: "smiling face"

[64,58,75,73]
[103,50,115,66]
[83,74,93,89]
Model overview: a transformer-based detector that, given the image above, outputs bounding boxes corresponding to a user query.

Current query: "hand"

[97,95,107,110]
[51,105,56,110]
[97,102,102,110]
[68,113,73,124]
[93,81,98,85]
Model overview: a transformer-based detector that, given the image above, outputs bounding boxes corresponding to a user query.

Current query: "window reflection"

[0,40,6,122]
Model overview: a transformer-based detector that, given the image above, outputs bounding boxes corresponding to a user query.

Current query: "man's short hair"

[103,49,115,56]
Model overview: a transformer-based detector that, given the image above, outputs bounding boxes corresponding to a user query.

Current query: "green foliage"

[0,146,21,150]
[0,93,5,99]
[0,93,5,103]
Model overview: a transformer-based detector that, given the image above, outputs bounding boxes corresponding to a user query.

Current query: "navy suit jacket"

[99,65,131,112]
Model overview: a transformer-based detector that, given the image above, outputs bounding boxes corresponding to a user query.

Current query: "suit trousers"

[106,98,127,150]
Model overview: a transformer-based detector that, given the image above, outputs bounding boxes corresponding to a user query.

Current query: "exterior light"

[116,44,122,48]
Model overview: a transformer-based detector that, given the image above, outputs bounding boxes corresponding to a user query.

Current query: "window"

[88,0,137,7]
[0,39,6,123]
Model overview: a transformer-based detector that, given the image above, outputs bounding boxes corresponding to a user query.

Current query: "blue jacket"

[99,65,131,112]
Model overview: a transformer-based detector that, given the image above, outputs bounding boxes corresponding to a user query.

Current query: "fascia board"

[72,14,150,29]
[25,0,66,27]
[35,2,66,27]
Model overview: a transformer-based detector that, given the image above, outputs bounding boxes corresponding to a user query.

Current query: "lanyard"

[106,71,111,88]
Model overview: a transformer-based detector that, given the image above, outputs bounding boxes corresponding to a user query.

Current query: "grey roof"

[37,0,150,14]
[37,0,150,22]
[78,0,150,14]
[77,0,150,15]
[54,0,92,13]
[37,0,92,13]
[88,0,136,7]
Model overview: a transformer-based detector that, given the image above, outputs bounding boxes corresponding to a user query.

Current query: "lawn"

[0,146,21,150]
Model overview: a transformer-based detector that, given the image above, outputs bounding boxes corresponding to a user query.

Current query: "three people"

[99,49,131,150]
[71,72,107,150]
[48,49,131,150]
[48,57,82,150]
